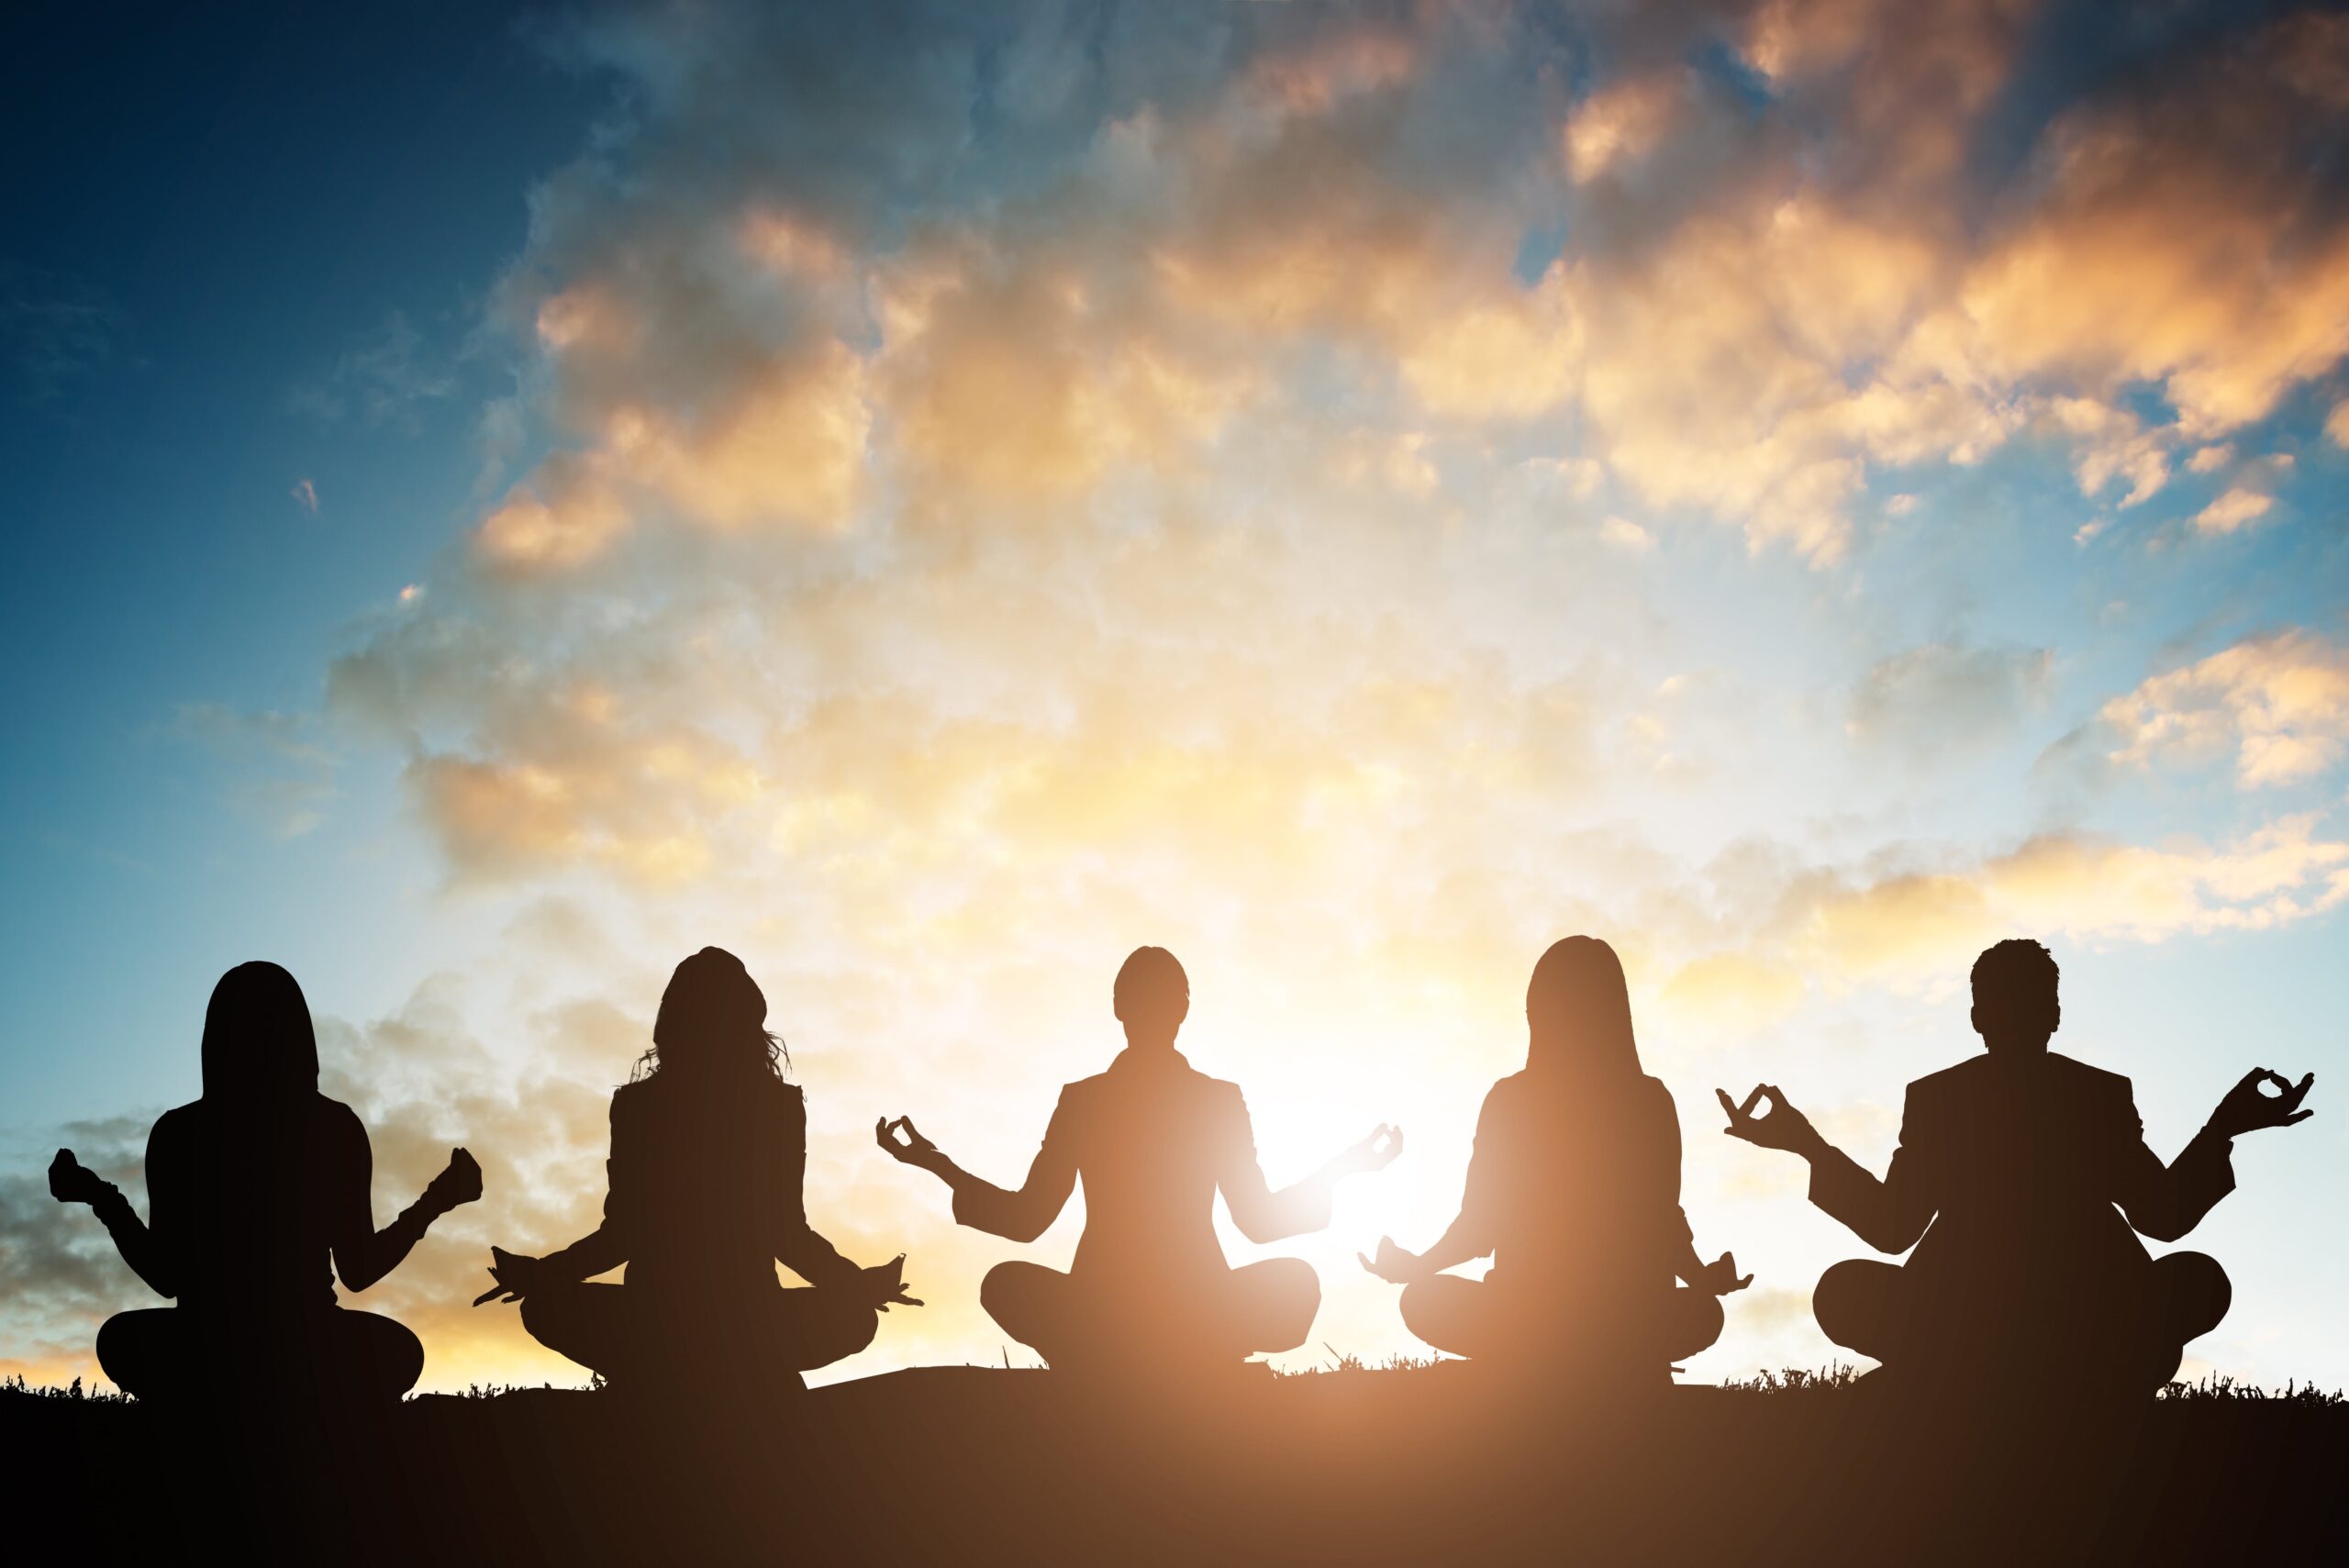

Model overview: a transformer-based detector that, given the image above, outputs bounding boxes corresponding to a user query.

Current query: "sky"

[2,0,2345,1395]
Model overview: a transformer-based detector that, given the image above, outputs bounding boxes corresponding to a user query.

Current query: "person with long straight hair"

[48,961,482,1406]
[478,947,917,1392]
[1361,936,1747,1378]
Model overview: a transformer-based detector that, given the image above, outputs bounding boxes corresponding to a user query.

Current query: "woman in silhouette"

[479,947,916,1391]
[1361,936,1747,1378]
[48,961,481,1406]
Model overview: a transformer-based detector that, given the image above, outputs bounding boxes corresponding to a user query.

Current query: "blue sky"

[3,0,2344,1392]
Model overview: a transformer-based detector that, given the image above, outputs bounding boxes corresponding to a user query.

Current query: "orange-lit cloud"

[2086,631,2349,787]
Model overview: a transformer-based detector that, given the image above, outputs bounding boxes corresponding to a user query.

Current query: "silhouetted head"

[200,962,320,1109]
[1113,946,1190,1051]
[1969,939,2060,1055]
[636,947,786,1083]
[1525,936,1642,1080]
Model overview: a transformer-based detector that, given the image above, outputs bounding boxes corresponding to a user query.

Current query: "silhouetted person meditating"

[1360,936,1747,1380]
[48,961,481,1407]
[877,945,1400,1375]
[477,947,917,1393]
[1720,938,2315,1397]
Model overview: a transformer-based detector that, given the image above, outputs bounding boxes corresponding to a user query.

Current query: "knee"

[1262,1259,1320,1350]
[837,1298,881,1358]
[95,1311,160,1395]
[1683,1291,1727,1355]
[977,1262,1023,1323]
[358,1315,426,1399]
[1266,1257,1320,1314]
[1397,1277,1443,1342]
[2160,1251,2232,1340]
[1811,1261,1879,1349]
[518,1290,558,1344]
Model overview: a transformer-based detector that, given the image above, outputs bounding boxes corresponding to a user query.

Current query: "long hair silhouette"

[200,960,322,1110]
[629,945,789,1083]
[1523,935,1642,1083]
[1362,935,1745,1378]
[485,946,908,1394]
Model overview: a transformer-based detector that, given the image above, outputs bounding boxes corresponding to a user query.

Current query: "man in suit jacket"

[878,945,1400,1373]
[1720,939,2313,1395]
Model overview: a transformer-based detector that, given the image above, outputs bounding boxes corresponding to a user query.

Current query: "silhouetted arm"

[1414,1084,1509,1273]
[330,1105,481,1294]
[539,1095,636,1284]
[54,1116,184,1298]
[774,1085,862,1289]
[1807,1089,1935,1255]
[930,1092,1080,1243]
[2113,1087,2235,1244]
[1218,1087,1346,1245]
[1650,1084,1716,1288]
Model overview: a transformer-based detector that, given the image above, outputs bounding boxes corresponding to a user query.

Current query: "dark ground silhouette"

[5,1366,2342,1564]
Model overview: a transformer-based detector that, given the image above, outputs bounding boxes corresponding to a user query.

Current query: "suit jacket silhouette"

[542,1073,859,1299]
[1809,1052,2233,1296]
[952,1048,1327,1284]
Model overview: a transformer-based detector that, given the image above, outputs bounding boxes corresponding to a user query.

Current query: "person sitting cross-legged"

[1720,938,2314,1400]
[478,948,917,1396]
[878,945,1401,1377]
[50,961,480,1412]
[1360,936,1748,1385]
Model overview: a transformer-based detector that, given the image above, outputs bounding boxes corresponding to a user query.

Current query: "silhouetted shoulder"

[1908,1056,1986,1097]
[2043,1051,2131,1095]
[148,1101,199,1147]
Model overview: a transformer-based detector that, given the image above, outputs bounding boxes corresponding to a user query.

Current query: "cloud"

[2194,486,2274,535]
[169,703,339,839]
[0,266,135,404]
[1848,642,2053,756]
[291,478,319,515]
[2073,630,2349,788]
[1794,816,2349,984]
[286,311,455,432]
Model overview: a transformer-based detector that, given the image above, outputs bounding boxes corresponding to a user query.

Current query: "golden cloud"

[2089,631,2349,787]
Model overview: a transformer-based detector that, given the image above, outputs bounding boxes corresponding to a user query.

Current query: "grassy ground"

[5,1365,2342,1563]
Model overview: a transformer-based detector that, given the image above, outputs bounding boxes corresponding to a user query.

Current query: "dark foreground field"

[6,1366,2343,1564]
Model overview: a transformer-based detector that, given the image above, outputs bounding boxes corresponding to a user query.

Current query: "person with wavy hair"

[49,961,481,1407]
[479,947,916,1393]
[1361,936,1747,1381]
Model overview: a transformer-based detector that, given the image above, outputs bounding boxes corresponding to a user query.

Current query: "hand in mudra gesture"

[2207,1068,2315,1140]
[48,1149,109,1207]
[1337,1124,1405,1177]
[426,1147,484,1213]
[874,1116,944,1171]
[863,1254,924,1312]
[1693,1251,1753,1296]
[1357,1235,1426,1285]
[473,1245,541,1307]
[1716,1084,1824,1157]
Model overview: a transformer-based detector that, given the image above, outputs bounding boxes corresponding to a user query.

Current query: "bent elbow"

[1863,1221,1929,1256]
